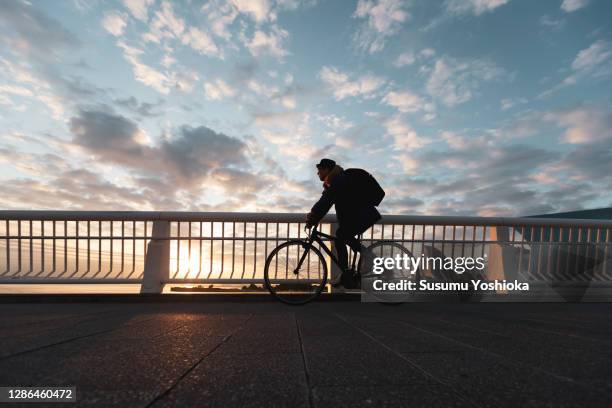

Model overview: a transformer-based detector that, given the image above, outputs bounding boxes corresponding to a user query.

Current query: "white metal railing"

[1,211,611,293]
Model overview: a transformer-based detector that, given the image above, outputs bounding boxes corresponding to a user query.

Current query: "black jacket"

[310,167,381,230]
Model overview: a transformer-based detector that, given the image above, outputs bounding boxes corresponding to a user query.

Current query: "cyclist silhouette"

[305,158,382,286]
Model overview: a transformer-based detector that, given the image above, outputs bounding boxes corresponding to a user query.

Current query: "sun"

[171,241,224,279]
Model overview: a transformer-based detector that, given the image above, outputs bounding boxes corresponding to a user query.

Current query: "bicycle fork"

[293,239,313,275]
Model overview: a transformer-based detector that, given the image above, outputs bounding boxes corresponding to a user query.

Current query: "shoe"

[331,268,352,288]
[341,268,359,289]
[331,271,345,288]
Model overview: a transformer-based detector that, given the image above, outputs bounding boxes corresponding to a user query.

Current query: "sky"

[0,0,611,217]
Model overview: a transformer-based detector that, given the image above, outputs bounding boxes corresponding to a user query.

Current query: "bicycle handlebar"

[304,223,318,238]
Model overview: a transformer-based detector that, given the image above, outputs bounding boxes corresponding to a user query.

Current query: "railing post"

[604,229,610,280]
[141,220,170,294]
[329,222,343,289]
[487,227,517,293]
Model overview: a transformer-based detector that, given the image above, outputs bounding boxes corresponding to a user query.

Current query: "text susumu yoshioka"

[372,279,530,292]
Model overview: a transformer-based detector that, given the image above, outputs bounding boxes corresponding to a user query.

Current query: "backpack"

[344,168,385,206]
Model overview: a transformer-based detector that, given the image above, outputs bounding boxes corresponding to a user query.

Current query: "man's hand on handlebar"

[305,212,316,230]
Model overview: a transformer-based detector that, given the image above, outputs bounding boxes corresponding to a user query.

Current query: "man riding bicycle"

[305,158,382,288]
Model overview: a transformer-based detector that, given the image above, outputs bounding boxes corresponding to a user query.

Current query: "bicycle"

[263,223,420,305]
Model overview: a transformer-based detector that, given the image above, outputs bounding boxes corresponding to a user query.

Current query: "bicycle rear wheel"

[359,241,420,303]
[263,240,328,305]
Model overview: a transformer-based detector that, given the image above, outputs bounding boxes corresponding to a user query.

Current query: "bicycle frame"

[295,225,360,274]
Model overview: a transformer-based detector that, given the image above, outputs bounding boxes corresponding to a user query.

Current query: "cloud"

[114,96,164,117]
[149,1,185,39]
[571,39,612,76]
[70,108,148,157]
[381,90,434,114]
[539,15,565,30]
[544,106,612,144]
[0,147,70,177]
[230,0,273,23]
[393,48,436,68]
[202,0,313,45]
[117,39,199,94]
[411,105,612,214]
[384,114,430,151]
[319,66,386,101]
[499,97,527,111]
[245,77,315,110]
[393,51,415,67]
[417,143,567,215]
[117,41,173,94]
[561,0,589,13]
[201,0,240,41]
[0,84,33,97]
[102,11,128,37]
[560,145,612,181]
[420,48,436,58]
[37,94,65,119]
[245,26,290,57]
[257,111,314,150]
[426,57,505,106]
[228,0,316,24]
[247,79,279,98]
[161,125,249,183]
[494,104,612,147]
[444,0,511,16]
[143,0,223,60]
[69,108,251,190]
[204,78,237,100]
[210,167,271,198]
[0,57,82,120]
[172,69,199,93]
[440,130,495,151]
[237,73,309,112]
[315,113,354,131]
[352,0,410,53]
[0,0,79,62]
[122,0,154,21]
[254,112,329,162]
[181,27,219,56]
[0,143,211,211]
[500,98,514,111]
[253,110,303,128]
[0,57,43,87]
[276,0,318,10]
[379,115,608,216]
[540,40,612,97]
[424,0,510,30]
[0,172,156,211]
[396,154,420,175]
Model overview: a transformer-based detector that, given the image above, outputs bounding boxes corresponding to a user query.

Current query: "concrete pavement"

[1,300,611,407]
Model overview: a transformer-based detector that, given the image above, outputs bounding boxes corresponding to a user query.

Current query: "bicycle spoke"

[264,240,327,304]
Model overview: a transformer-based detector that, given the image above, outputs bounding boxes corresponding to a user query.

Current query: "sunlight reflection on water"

[0,284,145,294]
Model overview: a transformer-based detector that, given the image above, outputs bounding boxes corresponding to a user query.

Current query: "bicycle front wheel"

[263,240,328,305]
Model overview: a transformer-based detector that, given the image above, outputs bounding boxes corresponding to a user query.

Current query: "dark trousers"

[334,220,372,272]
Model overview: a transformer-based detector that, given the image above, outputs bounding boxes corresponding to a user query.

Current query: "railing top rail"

[0,210,611,227]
